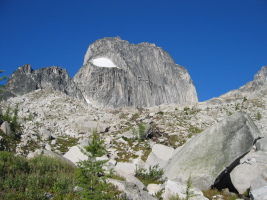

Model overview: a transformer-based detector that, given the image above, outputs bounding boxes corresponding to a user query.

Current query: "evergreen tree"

[0,70,8,93]
[75,130,118,199]
[84,130,107,157]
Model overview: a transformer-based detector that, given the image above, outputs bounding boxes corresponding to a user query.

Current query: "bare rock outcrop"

[146,144,175,169]
[0,121,12,136]
[74,37,198,108]
[107,178,157,200]
[235,65,267,93]
[230,150,267,194]
[164,112,263,190]
[2,64,85,102]
[219,65,267,100]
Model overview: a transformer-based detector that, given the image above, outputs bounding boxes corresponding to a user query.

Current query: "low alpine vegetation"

[2,103,20,132]
[257,111,262,120]
[135,164,165,186]
[0,151,78,199]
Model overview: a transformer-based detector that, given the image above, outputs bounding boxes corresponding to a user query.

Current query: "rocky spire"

[2,64,85,102]
[74,37,198,108]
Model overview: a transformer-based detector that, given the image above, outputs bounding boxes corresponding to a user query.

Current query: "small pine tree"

[75,130,118,199]
[75,158,115,199]
[3,105,11,121]
[138,123,146,141]
[11,103,19,130]
[85,130,107,157]
[184,176,198,200]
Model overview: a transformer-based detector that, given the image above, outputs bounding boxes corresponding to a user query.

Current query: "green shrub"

[135,164,165,186]
[54,136,79,153]
[183,107,190,111]
[157,111,164,115]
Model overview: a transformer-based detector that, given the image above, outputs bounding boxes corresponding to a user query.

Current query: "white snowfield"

[91,58,117,68]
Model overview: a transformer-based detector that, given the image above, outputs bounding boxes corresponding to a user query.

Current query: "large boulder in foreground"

[230,150,267,194]
[73,37,198,108]
[164,112,263,190]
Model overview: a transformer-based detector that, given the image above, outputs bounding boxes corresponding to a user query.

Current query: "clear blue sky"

[0,0,266,102]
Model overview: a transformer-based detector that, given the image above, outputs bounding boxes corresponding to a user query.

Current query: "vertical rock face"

[2,64,85,102]
[73,37,198,108]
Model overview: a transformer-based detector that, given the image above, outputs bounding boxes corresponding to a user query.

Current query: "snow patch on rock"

[91,58,117,68]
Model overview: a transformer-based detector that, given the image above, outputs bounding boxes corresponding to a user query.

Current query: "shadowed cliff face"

[2,64,85,102]
[74,37,198,108]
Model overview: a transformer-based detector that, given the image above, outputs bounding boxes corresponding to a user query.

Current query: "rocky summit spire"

[73,37,198,108]
[2,64,85,102]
